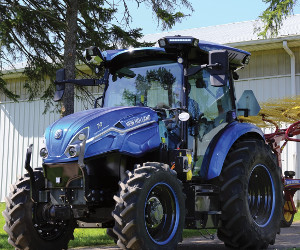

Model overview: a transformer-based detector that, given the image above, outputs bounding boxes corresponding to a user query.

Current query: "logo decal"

[54,129,63,139]
[126,115,151,127]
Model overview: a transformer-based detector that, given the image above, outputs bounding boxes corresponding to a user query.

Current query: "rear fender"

[201,122,265,180]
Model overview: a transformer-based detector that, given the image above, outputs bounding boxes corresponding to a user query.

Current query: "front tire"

[2,169,76,250]
[217,139,283,249]
[112,162,185,250]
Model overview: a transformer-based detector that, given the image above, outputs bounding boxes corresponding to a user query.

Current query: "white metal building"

[1,15,300,202]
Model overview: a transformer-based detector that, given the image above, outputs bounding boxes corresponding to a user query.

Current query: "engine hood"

[43,106,160,163]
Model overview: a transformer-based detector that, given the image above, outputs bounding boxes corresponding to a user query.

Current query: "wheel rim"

[33,204,69,240]
[283,201,293,222]
[248,164,275,227]
[144,182,179,245]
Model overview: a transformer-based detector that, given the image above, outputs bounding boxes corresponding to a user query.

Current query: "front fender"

[201,122,265,180]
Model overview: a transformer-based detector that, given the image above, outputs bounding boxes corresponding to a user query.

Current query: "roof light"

[158,39,166,47]
[84,46,104,63]
[169,38,192,43]
[177,57,184,64]
[243,55,251,65]
[193,39,199,47]
[158,36,199,49]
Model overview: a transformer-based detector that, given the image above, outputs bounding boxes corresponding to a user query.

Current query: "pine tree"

[0,0,193,115]
[258,0,298,37]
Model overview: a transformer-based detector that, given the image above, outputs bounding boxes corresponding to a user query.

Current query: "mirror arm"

[206,63,221,68]
[185,63,221,76]
[54,78,104,86]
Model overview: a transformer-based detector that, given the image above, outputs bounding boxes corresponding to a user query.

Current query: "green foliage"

[0,203,9,249]
[154,8,186,30]
[69,228,114,248]
[258,0,298,37]
[0,74,19,101]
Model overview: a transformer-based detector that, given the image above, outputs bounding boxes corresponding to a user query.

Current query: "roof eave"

[225,35,300,51]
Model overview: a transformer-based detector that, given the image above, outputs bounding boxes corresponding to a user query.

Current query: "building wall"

[0,99,58,201]
[237,47,300,98]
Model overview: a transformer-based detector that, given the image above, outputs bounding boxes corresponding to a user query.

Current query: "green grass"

[1,202,300,249]
[0,203,9,250]
[70,228,114,248]
[294,210,300,222]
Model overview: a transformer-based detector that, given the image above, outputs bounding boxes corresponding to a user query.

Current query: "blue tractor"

[3,36,283,249]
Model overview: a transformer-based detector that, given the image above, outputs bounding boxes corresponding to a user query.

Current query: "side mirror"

[53,69,65,102]
[209,50,229,87]
[236,90,261,117]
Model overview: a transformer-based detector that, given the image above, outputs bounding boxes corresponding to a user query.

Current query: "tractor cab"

[98,36,252,177]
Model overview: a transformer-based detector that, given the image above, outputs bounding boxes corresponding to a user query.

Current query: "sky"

[120,0,300,35]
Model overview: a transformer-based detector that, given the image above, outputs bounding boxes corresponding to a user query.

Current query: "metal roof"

[142,14,300,50]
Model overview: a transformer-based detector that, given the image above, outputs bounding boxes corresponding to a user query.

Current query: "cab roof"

[102,38,250,69]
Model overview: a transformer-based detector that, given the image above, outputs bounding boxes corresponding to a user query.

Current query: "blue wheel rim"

[248,164,275,227]
[144,182,179,245]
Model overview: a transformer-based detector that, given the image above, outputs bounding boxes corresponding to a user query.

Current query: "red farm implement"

[264,117,300,227]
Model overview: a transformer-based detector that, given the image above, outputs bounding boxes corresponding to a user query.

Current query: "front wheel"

[112,162,185,250]
[217,139,283,249]
[2,169,76,250]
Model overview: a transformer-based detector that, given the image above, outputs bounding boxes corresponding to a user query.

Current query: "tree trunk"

[62,0,78,116]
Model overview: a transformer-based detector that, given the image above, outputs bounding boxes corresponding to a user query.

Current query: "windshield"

[103,60,183,109]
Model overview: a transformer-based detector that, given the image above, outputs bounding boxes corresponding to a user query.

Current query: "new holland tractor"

[3,36,283,249]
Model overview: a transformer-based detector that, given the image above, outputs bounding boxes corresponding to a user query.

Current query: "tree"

[0,0,193,116]
[259,0,298,37]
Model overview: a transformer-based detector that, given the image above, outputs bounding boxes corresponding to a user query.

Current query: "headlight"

[40,148,48,159]
[68,145,80,157]
[64,127,89,158]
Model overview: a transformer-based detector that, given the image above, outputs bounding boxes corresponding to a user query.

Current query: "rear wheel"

[217,139,283,249]
[2,169,76,250]
[112,162,185,250]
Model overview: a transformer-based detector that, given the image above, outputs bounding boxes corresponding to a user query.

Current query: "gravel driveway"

[70,221,300,249]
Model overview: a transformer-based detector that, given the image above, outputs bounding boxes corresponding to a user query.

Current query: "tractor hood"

[43,106,160,163]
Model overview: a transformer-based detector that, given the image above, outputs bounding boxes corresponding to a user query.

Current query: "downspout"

[283,41,296,95]
[283,41,298,204]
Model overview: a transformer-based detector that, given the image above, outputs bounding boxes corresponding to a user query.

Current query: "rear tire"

[112,162,185,250]
[2,169,76,250]
[217,139,283,249]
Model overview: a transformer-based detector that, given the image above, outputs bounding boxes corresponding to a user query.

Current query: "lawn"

[1,202,300,249]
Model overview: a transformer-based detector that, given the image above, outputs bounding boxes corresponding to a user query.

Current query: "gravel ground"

[70,221,300,249]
